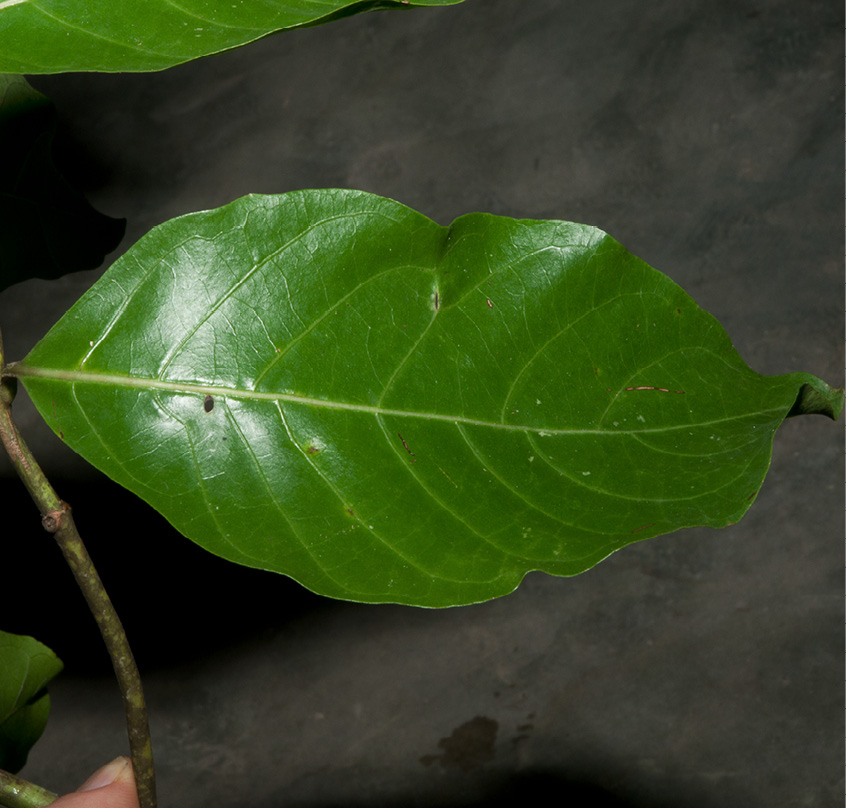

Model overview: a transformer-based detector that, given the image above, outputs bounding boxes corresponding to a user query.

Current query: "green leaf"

[0,0,464,74]
[10,190,842,607]
[0,631,63,773]
[0,75,125,292]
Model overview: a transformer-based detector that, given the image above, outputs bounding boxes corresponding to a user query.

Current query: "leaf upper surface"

[12,190,842,606]
[0,0,463,74]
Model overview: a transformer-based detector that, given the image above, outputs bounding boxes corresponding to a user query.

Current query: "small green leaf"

[0,631,63,773]
[0,75,125,292]
[11,190,841,607]
[0,0,464,74]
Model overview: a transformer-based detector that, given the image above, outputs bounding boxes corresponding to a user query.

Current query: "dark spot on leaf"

[306,444,320,455]
[398,432,415,458]
[346,508,355,517]
[203,395,214,413]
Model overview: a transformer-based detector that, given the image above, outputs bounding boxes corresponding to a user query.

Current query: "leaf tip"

[787,377,844,421]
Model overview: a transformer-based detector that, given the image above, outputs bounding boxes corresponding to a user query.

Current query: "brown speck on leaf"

[346,508,355,517]
[204,395,214,413]
[399,433,418,461]
[486,298,493,308]
[434,292,439,310]
[631,523,654,534]
[438,465,458,488]
[306,444,320,455]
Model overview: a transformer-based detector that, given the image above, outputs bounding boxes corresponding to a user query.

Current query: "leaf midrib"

[11,364,785,437]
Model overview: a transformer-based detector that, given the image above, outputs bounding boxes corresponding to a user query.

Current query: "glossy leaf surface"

[0,75,125,292]
[11,191,842,606]
[0,631,63,773]
[0,0,463,74]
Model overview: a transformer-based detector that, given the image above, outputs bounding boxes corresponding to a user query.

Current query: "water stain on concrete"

[420,716,498,772]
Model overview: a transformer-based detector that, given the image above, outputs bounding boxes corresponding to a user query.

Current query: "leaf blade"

[13,190,841,606]
[0,0,464,74]
[0,631,63,773]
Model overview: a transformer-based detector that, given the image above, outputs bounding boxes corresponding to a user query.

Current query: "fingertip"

[78,756,133,792]
[50,757,139,808]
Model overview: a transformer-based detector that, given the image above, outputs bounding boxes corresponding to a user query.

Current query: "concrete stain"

[420,716,498,772]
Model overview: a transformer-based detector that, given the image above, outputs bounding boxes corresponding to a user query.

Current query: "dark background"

[1,1,842,805]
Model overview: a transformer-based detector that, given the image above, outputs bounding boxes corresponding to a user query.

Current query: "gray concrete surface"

[1,1,842,806]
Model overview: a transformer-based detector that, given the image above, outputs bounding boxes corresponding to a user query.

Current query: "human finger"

[48,757,139,808]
